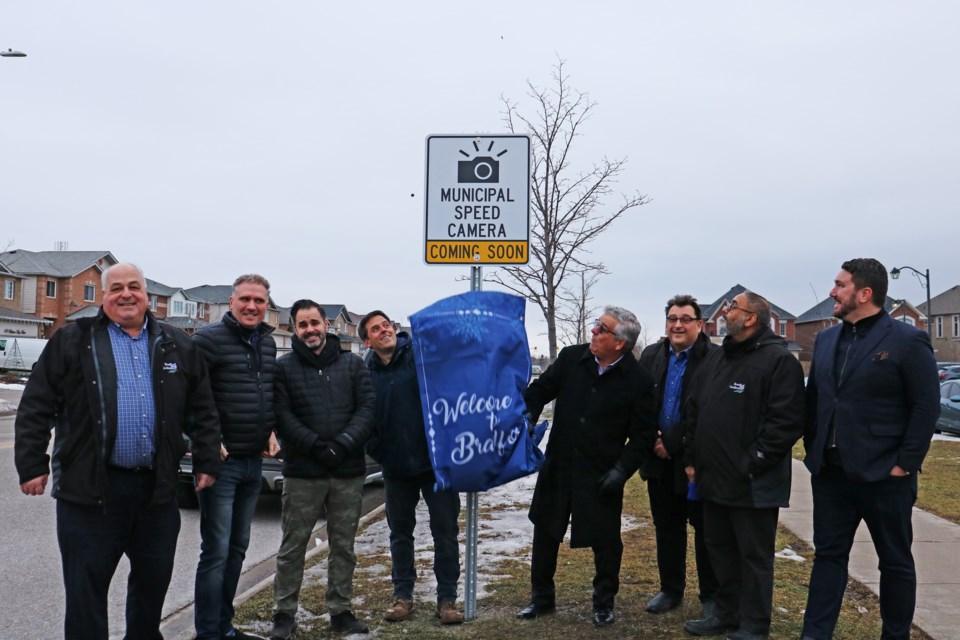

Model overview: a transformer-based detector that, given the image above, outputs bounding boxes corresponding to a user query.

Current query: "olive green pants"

[273,475,364,616]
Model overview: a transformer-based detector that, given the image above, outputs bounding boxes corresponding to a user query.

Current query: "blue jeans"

[385,471,461,602]
[194,455,263,639]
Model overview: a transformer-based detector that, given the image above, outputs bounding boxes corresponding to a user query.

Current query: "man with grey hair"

[517,305,657,627]
[16,263,221,640]
[681,291,805,640]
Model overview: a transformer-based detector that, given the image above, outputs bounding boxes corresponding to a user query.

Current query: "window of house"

[185,302,196,317]
[779,320,787,337]
[3,280,13,300]
[895,315,916,326]
[173,300,184,315]
[46,280,57,298]
[936,317,943,339]
[150,296,158,312]
[197,305,204,319]
[717,317,727,336]
[953,315,960,338]
[83,284,95,302]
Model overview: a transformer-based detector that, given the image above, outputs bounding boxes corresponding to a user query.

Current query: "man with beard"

[638,295,719,617]
[800,259,939,640]
[359,310,463,625]
[270,300,376,638]
[516,306,657,627]
[682,291,805,640]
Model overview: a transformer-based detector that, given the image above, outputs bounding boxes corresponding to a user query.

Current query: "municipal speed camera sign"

[424,134,530,265]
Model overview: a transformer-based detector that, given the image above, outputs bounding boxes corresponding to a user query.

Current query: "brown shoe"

[437,600,464,625]
[383,598,414,622]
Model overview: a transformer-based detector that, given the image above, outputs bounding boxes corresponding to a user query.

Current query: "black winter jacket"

[274,334,376,479]
[14,311,222,506]
[683,326,805,508]
[193,312,277,456]
[638,331,718,492]
[525,344,658,547]
[365,333,433,479]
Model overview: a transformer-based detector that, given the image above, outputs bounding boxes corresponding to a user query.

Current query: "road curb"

[160,503,388,640]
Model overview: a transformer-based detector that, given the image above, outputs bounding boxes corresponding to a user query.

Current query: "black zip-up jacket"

[193,312,277,456]
[14,310,222,506]
[365,332,433,479]
[682,325,805,508]
[274,334,375,478]
[638,331,718,491]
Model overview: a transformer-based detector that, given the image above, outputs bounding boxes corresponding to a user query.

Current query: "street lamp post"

[890,265,932,340]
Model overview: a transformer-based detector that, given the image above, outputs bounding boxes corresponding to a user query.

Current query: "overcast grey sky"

[2,2,957,352]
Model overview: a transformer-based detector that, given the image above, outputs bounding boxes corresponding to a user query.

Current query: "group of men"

[14,264,463,640]
[515,258,940,640]
[14,256,941,640]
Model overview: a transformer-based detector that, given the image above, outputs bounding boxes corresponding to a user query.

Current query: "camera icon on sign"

[458,156,499,183]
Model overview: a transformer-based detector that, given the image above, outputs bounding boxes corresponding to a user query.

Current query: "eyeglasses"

[666,316,699,325]
[593,318,615,335]
[725,301,756,315]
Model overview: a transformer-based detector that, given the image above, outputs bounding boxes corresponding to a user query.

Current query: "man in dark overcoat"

[516,305,657,627]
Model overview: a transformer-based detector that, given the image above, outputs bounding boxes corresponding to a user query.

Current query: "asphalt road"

[0,390,385,640]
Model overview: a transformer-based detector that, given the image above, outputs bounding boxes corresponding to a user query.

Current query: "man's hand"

[263,432,281,458]
[195,473,216,492]
[890,465,911,477]
[220,443,229,461]
[20,474,49,496]
[653,432,670,460]
[319,442,347,469]
[598,464,628,496]
[684,466,696,483]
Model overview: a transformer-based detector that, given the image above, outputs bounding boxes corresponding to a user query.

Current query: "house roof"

[183,285,278,309]
[0,307,52,324]
[66,305,101,321]
[796,295,914,324]
[918,285,960,316]
[160,316,211,331]
[703,284,796,321]
[0,260,25,278]
[0,250,118,278]
[145,278,180,297]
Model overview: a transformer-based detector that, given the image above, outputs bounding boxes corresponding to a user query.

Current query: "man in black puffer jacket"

[271,299,376,638]
[191,273,278,640]
[360,310,463,626]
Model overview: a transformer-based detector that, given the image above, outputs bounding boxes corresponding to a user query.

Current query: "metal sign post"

[423,134,530,621]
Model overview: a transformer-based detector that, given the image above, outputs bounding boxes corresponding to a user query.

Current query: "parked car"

[177,438,383,509]
[939,365,960,382]
[531,364,543,376]
[937,380,960,436]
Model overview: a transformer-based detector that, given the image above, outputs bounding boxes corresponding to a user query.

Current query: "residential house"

[795,296,925,364]
[1,260,50,338]
[919,285,960,362]
[702,284,801,358]
[0,249,118,336]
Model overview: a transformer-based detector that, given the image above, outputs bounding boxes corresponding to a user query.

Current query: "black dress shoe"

[516,602,556,620]
[593,608,615,626]
[684,615,738,636]
[645,591,682,614]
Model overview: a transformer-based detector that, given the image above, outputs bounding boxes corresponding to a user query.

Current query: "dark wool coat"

[683,326,806,509]
[525,344,658,547]
[14,310,222,506]
[274,334,375,479]
[192,312,277,456]
[638,331,718,493]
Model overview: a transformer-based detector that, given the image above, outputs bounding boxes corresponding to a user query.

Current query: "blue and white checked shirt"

[107,320,156,468]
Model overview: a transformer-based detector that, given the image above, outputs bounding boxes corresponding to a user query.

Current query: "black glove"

[598,463,628,496]
[318,441,347,470]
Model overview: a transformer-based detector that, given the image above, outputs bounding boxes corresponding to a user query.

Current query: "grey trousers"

[273,475,364,616]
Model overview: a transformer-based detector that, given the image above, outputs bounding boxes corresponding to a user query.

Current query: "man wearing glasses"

[517,306,657,627]
[682,292,805,640]
[359,310,464,626]
[638,295,719,617]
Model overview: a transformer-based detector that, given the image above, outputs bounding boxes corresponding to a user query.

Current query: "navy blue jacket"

[804,311,940,481]
[365,332,433,479]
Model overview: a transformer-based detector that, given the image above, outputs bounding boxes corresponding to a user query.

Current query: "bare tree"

[488,59,649,360]
[555,268,601,347]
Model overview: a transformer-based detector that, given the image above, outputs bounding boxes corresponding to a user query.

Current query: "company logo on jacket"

[163,362,178,374]
[729,382,745,394]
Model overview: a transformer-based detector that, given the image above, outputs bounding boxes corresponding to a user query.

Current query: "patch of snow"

[775,546,806,562]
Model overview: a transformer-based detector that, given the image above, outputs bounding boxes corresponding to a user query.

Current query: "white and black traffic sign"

[424,134,530,265]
